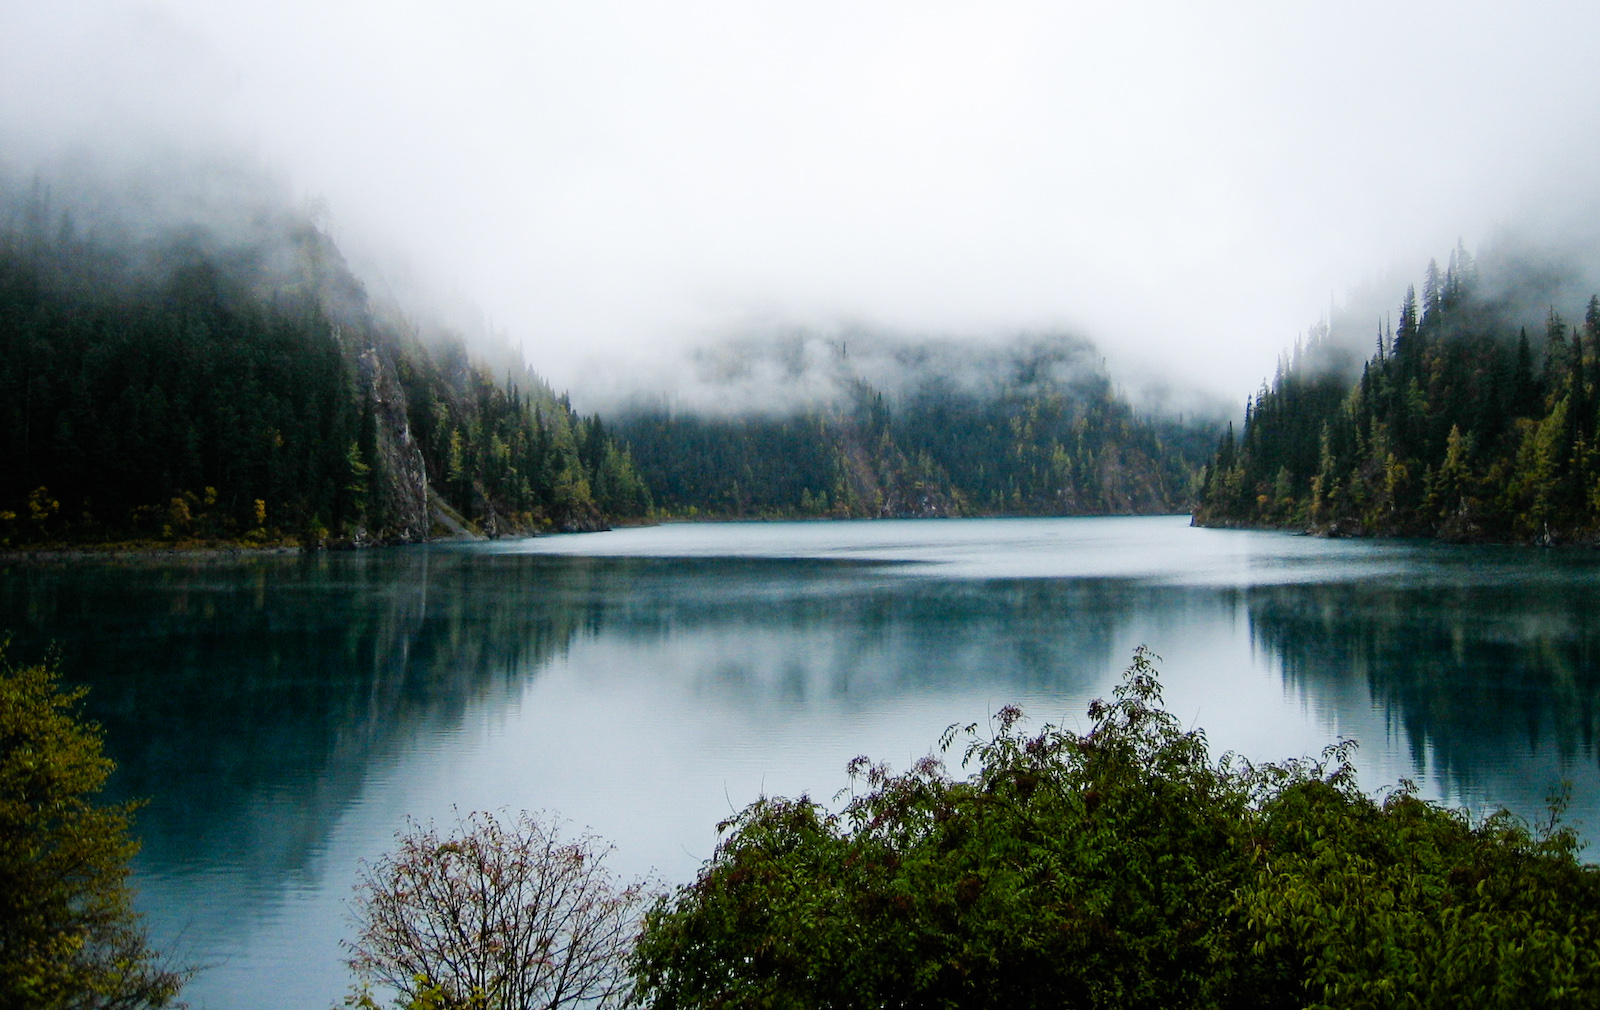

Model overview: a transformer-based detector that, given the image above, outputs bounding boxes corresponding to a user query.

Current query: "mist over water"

[9,5,1600,1006]
[4,517,1599,1009]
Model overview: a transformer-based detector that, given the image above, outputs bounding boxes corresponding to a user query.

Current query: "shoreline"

[5,512,1206,562]
[1190,514,1600,548]
[0,543,310,563]
[0,526,613,563]
[3,509,1207,561]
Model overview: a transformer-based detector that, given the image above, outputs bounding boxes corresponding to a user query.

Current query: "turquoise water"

[3,515,1598,1009]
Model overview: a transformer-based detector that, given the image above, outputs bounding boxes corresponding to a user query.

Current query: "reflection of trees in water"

[1247,581,1600,794]
[0,553,1169,881]
[0,551,603,877]
[563,559,1139,701]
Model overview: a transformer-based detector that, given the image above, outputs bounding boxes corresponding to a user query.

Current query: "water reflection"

[0,554,1160,874]
[1,519,1599,1009]
[0,552,598,876]
[1248,579,1600,819]
[576,562,1149,700]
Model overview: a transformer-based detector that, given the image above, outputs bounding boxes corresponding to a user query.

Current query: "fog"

[6,1,1600,407]
[588,327,1123,418]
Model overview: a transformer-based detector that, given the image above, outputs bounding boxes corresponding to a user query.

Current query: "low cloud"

[7,1,1600,408]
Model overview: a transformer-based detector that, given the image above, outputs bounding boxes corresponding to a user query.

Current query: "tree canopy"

[616,338,1214,520]
[346,810,652,1010]
[0,642,187,1009]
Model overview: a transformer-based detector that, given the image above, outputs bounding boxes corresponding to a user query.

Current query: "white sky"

[5,1,1600,405]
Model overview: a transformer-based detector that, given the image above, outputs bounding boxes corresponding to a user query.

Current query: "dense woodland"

[615,337,1215,519]
[1196,243,1600,542]
[0,200,649,547]
[0,193,1214,547]
[35,203,1600,548]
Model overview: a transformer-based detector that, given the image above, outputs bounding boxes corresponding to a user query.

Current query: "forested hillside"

[0,196,649,548]
[614,335,1215,518]
[0,185,1216,546]
[1195,243,1600,542]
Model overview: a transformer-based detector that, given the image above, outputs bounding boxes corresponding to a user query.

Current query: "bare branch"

[344,810,656,1010]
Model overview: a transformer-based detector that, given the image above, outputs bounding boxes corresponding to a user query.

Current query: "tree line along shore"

[1194,244,1600,544]
[0,203,1213,552]
[10,198,1600,553]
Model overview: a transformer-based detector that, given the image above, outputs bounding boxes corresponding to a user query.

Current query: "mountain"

[0,193,649,548]
[0,185,1218,547]
[611,333,1217,519]
[1194,242,1600,543]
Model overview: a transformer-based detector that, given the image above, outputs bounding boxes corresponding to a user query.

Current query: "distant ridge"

[613,332,1219,519]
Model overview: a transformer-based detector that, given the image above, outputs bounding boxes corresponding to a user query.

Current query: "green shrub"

[630,648,1600,1009]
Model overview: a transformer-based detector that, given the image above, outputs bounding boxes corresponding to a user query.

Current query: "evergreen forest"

[0,199,649,548]
[614,336,1215,519]
[1196,243,1600,542]
[0,193,1216,548]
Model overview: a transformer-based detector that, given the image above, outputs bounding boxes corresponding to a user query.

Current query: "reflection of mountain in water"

[14,527,1600,1007]
[559,559,1149,703]
[1247,581,1600,813]
[0,552,1175,880]
[19,545,1597,876]
[0,550,602,880]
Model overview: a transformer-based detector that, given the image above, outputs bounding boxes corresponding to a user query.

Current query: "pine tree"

[1393,286,1419,365]
[1421,259,1442,329]
[1543,308,1570,399]
[1514,328,1536,418]
[1195,241,1600,541]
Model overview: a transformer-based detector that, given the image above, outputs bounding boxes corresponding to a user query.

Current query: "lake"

[3,515,1599,1009]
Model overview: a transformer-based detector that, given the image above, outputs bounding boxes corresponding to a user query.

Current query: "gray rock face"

[356,339,432,543]
[427,487,486,541]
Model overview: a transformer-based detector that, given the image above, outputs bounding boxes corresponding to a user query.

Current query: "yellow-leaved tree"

[0,642,189,1009]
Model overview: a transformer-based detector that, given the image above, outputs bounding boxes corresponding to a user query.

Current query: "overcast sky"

[6,1,1600,404]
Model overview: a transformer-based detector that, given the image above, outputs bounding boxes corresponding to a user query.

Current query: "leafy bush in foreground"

[0,643,187,1009]
[630,648,1600,1009]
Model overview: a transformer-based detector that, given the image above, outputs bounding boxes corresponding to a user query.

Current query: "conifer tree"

[1193,242,1600,542]
[1421,259,1441,328]
[1515,328,1537,417]
[1393,286,1419,365]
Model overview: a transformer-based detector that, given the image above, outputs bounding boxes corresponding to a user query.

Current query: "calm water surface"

[3,515,1599,1009]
